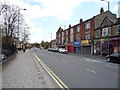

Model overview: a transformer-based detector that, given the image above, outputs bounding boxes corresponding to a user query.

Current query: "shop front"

[81,40,91,54]
[110,37,120,53]
[67,42,74,53]
[74,41,81,52]
[94,38,116,55]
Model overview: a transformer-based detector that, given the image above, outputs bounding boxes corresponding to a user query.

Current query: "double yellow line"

[33,53,70,90]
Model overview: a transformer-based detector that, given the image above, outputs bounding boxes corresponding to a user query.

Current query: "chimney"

[69,24,71,28]
[80,18,83,24]
[100,8,104,14]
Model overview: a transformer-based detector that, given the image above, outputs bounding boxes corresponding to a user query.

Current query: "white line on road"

[83,58,91,61]
[105,65,118,70]
[92,60,101,63]
[87,69,97,73]
[83,58,102,63]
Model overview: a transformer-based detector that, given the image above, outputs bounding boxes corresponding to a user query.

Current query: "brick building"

[94,17,120,55]
[56,8,118,54]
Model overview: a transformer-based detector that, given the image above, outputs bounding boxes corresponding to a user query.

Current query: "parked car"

[59,48,67,54]
[48,48,53,51]
[0,54,6,60]
[54,48,59,52]
[106,53,120,63]
[0,48,6,60]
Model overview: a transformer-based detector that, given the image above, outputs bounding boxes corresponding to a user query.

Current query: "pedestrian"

[22,44,26,52]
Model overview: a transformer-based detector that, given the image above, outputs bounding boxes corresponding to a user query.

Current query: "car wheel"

[106,58,111,62]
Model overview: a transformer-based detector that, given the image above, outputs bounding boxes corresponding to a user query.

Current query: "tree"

[41,40,44,47]
[40,41,50,49]
[0,3,30,45]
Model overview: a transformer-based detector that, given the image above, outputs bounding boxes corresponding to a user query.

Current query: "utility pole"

[49,33,52,41]
[101,0,110,55]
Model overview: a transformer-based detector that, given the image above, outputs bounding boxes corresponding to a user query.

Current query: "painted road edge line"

[33,53,63,89]
[33,53,70,90]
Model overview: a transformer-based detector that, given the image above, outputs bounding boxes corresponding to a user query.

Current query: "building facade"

[56,8,119,55]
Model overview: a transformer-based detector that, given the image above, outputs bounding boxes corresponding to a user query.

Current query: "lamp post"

[49,33,52,41]
[101,0,110,11]
[18,9,27,42]
[17,8,27,47]
[101,0,110,55]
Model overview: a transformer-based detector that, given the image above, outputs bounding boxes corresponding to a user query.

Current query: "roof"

[95,16,117,30]
[114,17,120,25]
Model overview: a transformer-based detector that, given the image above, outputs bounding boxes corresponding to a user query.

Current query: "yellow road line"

[33,53,70,90]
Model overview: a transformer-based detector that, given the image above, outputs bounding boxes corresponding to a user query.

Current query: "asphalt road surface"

[32,49,119,88]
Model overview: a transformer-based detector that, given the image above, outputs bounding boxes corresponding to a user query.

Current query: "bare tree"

[20,23,30,43]
[0,3,30,45]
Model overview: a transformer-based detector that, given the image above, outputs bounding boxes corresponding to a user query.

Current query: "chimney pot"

[100,7,104,14]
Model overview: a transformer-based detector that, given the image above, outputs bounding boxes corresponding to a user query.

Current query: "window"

[70,36,73,42]
[85,33,90,39]
[95,30,99,38]
[65,37,68,42]
[59,34,61,43]
[116,25,120,35]
[62,32,64,43]
[76,34,80,41]
[66,30,68,35]
[70,28,73,35]
[77,26,80,32]
[102,27,111,37]
[62,32,64,38]
[85,21,90,29]
[70,28,73,42]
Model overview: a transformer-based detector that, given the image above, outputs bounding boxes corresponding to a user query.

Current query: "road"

[32,49,119,88]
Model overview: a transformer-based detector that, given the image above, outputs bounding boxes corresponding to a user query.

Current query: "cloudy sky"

[1,0,119,43]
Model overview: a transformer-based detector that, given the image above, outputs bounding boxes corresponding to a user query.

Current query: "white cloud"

[111,4,118,13]
[2,0,119,43]
[29,27,43,43]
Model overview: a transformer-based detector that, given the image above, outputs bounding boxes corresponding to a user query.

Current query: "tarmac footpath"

[2,49,58,88]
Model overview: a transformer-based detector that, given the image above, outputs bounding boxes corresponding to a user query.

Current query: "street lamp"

[101,0,110,55]
[18,8,27,44]
[49,33,52,41]
[101,0,110,11]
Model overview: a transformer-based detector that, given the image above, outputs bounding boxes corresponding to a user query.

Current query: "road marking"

[87,69,96,73]
[105,65,118,70]
[83,58,101,63]
[83,58,91,61]
[33,53,69,90]
[92,60,101,63]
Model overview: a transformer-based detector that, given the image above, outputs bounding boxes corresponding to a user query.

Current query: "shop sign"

[74,41,80,47]
[81,40,89,45]
[94,38,109,42]
[110,37,120,40]
[68,42,73,46]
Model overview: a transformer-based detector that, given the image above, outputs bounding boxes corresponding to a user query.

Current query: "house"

[94,17,120,55]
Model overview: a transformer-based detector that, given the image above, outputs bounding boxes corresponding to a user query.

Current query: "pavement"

[2,49,57,88]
